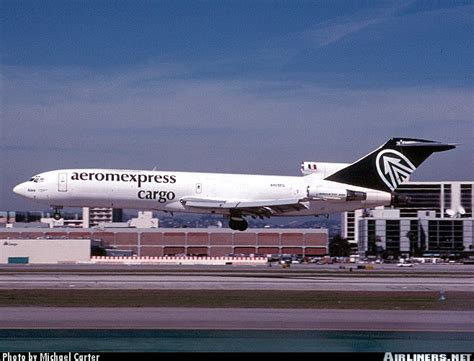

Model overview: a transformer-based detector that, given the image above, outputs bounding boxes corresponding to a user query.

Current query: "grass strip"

[0,289,472,310]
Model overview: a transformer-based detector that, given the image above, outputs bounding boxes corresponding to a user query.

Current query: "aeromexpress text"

[71,171,176,203]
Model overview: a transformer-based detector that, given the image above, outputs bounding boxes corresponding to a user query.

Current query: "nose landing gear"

[52,207,62,220]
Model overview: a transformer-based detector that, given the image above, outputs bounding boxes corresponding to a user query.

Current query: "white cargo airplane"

[13,138,455,231]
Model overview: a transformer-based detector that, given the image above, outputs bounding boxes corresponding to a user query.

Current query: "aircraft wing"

[180,197,308,217]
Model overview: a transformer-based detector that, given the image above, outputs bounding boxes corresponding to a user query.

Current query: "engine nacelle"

[307,186,367,202]
[346,189,368,202]
[301,162,318,175]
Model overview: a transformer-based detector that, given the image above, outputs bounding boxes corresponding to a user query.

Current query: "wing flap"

[180,197,308,216]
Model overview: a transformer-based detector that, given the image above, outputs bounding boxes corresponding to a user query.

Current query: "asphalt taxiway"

[1,307,473,331]
[1,274,473,292]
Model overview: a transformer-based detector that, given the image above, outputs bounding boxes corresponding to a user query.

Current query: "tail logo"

[375,149,416,191]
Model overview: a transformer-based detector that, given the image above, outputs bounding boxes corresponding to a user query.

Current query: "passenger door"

[58,172,68,192]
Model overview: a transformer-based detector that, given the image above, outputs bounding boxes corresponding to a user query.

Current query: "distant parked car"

[397,262,413,267]
[463,257,474,265]
[279,256,292,265]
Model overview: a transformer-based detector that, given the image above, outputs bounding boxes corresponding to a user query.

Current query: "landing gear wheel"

[52,208,62,220]
[229,219,248,231]
[237,220,248,231]
[229,219,238,230]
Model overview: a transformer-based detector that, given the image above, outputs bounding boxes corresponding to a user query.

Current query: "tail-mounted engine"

[306,186,367,202]
[301,161,350,177]
[301,162,318,175]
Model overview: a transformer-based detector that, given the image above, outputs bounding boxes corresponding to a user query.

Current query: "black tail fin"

[325,138,456,192]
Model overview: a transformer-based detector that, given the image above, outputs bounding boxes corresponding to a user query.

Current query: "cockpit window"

[29,176,44,183]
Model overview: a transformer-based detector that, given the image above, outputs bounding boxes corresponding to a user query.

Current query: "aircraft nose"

[13,183,27,197]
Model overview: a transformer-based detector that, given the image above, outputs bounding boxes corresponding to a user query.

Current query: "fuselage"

[13,168,392,216]
[12,138,456,231]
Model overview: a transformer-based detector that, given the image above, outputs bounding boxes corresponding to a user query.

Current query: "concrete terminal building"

[0,228,328,263]
[1,238,90,264]
[342,181,474,257]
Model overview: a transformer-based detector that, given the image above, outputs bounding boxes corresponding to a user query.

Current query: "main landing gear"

[228,214,248,231]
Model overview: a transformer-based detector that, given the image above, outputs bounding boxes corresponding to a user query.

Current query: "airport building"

[0,228,328,263]
[83,207,123,227]
[342,181,474,257]
[1,238,90,264]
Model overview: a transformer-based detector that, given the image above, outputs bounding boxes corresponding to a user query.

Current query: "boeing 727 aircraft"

[13,138,455,231]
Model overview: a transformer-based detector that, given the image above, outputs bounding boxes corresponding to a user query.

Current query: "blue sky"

[1,0,473,210]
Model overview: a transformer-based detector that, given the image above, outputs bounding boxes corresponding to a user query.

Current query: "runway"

[2,307,474,331]
[2,265,473,333]
[1,270,473,292]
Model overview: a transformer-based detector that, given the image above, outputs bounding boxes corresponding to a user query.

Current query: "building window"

[367,220,376,255]
[461,184,472,217]
[346,211,355,241]
[428,220,464,252]
[408,220,420,256]
[385,220,400,252]
[453,220,464,250]
[428,220,439,250]
[439,220,454,249]
[396,184,442,218]
[443,184,452,218]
